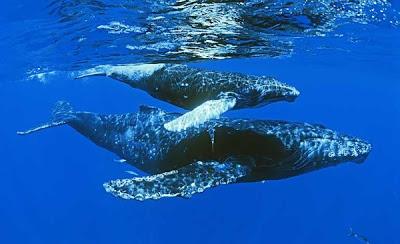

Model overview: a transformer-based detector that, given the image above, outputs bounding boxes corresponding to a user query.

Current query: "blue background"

[1,1,399,243]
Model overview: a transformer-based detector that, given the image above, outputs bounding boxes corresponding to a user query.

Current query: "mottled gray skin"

[36,103,371,182]
[106,64,299,109]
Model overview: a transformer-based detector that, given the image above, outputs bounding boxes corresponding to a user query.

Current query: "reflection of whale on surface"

[76,63,299,132]
[18,101,371,201]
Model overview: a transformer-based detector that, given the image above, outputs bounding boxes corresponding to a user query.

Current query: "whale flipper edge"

[75,63,165,81]
[17,101,75,136]
[75,72,106,79]
[17,121,67,135]
[103,161,250,201]
[163,97,236,132]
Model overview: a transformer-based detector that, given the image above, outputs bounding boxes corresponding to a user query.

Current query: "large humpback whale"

[76,63,300,132]
[18,101,371,201]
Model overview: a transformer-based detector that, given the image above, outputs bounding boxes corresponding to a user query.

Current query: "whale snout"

[282,86,300,102]
[325,137,372,165]
[261,81,300,104]
[350,139,372,164]
[300,135,372,169]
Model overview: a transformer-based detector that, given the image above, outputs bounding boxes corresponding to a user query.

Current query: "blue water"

[1,0,400,243]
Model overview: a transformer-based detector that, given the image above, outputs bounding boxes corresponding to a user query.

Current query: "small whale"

[18,101,371,201]
[348,228,371,244]
[76,63,300,132]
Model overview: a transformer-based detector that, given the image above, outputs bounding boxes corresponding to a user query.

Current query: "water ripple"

[1,0,398,80]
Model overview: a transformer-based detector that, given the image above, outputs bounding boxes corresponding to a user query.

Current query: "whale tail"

[17,101,75,135]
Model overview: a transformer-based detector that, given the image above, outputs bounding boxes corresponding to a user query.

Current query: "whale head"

[254,78,300,106]
[296,130,372,171]
[319,136,371,164]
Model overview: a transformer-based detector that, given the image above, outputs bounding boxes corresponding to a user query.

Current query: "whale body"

[18,102,371,201]
[76,63,300,132]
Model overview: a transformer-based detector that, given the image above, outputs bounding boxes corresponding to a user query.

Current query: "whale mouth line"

[285,93,300,102]
[261,87,300,104]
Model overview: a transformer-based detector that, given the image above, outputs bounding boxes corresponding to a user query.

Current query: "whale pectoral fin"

[75,72,106,79]
[17,101,75,136]
[103,161,250,201]
[17,121,67,135]
[75,66,109,79]
[163,97,236,132]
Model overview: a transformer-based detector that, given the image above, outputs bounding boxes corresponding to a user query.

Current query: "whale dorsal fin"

[163,96,236,132]
[103,161,250,201]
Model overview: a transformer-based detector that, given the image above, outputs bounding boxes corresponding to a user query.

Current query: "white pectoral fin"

[103,161,250,201]
[17,121,67,135]
[164,97,236,132]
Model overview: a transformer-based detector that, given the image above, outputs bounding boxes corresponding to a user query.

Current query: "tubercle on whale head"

[298,134,372,169]
[257,78,300,105]
[282,85,300,102]
[331,136,371,164]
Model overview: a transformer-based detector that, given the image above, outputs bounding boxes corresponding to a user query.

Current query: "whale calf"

[76,63,300,132]
[18,102,371,201]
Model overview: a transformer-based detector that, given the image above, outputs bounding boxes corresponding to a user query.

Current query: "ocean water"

[0,0,399,243]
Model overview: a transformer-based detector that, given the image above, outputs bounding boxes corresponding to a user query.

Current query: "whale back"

[140,64,298,110]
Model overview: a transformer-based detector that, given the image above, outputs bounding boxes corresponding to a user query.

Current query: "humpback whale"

[76,63,300,132]
[18,101,371,201]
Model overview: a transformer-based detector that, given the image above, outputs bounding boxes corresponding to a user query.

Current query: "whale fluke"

[17,101,75,135]
[103,161,250,201]
[164,96,237,132]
